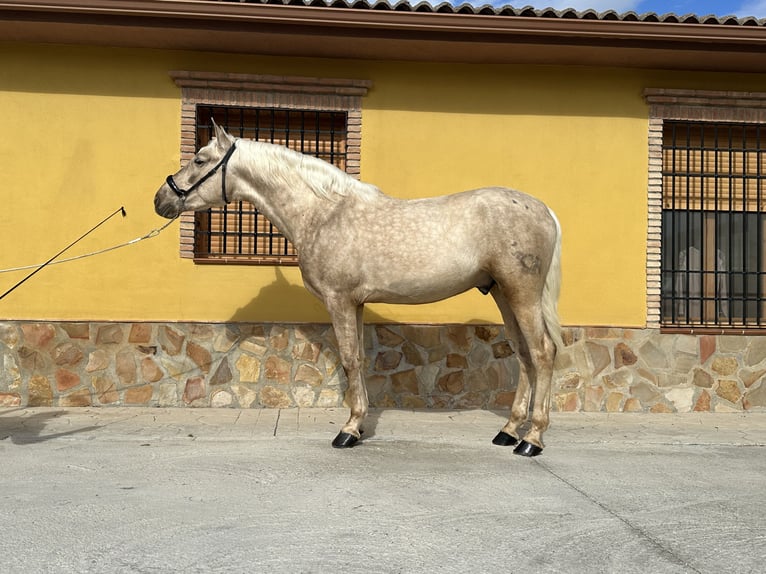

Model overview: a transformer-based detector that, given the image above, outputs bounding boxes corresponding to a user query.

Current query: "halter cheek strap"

[165,140,238,204]
[220,147,233,204]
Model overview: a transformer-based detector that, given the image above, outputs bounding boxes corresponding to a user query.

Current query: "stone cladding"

[1,322,765,412]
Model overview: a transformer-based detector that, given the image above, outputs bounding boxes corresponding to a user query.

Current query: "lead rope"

[0,208,178,299]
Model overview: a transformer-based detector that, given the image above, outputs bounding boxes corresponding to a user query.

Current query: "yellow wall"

[2,44,766,326]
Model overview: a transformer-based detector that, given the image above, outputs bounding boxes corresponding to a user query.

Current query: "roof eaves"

[2,0,766,71]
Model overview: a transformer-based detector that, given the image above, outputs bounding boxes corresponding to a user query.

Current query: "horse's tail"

[542,207,563,353]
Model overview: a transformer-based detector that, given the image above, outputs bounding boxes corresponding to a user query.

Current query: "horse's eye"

[193,158,204,166]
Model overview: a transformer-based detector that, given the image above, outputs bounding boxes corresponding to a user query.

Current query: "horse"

[154,121,562,457]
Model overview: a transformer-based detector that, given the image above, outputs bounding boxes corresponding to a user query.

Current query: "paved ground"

[1,407,764,574]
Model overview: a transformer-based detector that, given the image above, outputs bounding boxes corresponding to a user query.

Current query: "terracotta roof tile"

[213,0,766,26]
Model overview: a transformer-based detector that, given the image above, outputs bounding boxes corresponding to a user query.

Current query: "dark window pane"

[661,121,766,328]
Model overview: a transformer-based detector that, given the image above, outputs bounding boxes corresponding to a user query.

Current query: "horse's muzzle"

[154,185,183,219]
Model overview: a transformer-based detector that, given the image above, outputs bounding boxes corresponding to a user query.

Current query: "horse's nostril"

[153,193,178,219]
[162,204,178,219]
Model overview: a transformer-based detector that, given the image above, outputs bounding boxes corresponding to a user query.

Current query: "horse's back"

[345,186,554,254]
[447,186,558,248]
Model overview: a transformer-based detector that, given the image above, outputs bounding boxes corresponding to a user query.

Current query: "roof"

[217,1,765,26]
[2,0,766,72]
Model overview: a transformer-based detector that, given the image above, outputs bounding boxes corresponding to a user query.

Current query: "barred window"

[169,71,371,264]
[193,105,348,265]
[661,121,766,328]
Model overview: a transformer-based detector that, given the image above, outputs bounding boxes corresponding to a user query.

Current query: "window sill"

[193,256,299,266]
[661,325,766,335]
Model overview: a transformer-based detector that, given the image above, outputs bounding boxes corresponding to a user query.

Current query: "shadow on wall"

[228,267,390,325]
[224,266,521,414]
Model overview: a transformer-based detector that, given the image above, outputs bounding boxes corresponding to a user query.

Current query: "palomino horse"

[154,121,562,456]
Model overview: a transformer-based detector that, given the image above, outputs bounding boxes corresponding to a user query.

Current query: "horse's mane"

[242,139,383,202]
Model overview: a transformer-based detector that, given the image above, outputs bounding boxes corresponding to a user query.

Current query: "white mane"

[241,139,383,202]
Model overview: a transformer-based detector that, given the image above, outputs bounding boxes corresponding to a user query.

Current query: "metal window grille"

[661,120,766,329]
[193,105,348,264]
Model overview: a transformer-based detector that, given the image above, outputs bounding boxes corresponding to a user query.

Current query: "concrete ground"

[0,407,764,574]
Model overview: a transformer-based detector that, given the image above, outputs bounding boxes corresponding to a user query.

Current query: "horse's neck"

[235,149,328,250]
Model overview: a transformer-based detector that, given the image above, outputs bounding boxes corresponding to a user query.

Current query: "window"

[193,105,348,264]
[169,71,371,264]
[661,121,766,328]
[645,89,766,331]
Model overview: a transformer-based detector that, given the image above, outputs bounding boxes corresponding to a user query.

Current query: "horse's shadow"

[228,268,393,441]
[0,408,100,445]
[361,409,382,439]
[229,267,389,324]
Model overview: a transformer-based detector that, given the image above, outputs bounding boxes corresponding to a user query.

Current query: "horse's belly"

[362,268,488,305]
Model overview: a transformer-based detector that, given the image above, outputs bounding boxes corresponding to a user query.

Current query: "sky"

[457,1,766,18]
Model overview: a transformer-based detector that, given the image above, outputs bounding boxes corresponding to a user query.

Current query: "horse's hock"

[1,321,765,412]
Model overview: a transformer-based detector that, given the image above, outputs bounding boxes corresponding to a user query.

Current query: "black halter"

[166,140,238,204]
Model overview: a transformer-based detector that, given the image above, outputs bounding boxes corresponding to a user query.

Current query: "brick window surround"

[644,88,766,332]
[169,71,372,260]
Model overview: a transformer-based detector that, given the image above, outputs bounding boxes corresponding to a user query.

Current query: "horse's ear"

[211,119,234,148]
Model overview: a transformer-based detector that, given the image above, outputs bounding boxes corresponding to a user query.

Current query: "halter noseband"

[166,140,238,204]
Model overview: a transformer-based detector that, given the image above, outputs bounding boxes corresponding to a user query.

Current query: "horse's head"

[154,120,238,219]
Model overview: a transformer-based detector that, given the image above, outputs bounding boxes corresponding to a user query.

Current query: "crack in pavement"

[533,458,703,574]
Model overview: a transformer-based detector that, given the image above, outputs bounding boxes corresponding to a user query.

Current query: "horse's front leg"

[328,300,368,448]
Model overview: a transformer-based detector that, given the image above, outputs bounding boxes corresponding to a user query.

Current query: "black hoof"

[513,440,543,457]
[492,431,518,446]
[332,432,359,449]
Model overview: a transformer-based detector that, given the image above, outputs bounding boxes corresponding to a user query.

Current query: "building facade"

[1,1,766,413]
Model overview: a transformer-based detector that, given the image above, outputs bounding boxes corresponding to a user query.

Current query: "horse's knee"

[338,350,362,374]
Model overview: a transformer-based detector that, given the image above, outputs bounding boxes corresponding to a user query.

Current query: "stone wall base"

[1,322,765,412]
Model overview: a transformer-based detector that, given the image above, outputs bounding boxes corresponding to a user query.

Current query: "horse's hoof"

[513,440,543,457]
[332,432,359,448]
[492,431,518,446]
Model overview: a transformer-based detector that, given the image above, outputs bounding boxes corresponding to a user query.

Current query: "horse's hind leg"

[509,302,557,457]
[490,288,533,448]
[327,300,368,448]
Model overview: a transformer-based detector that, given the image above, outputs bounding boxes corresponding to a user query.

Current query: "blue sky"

[458,1,766,18]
